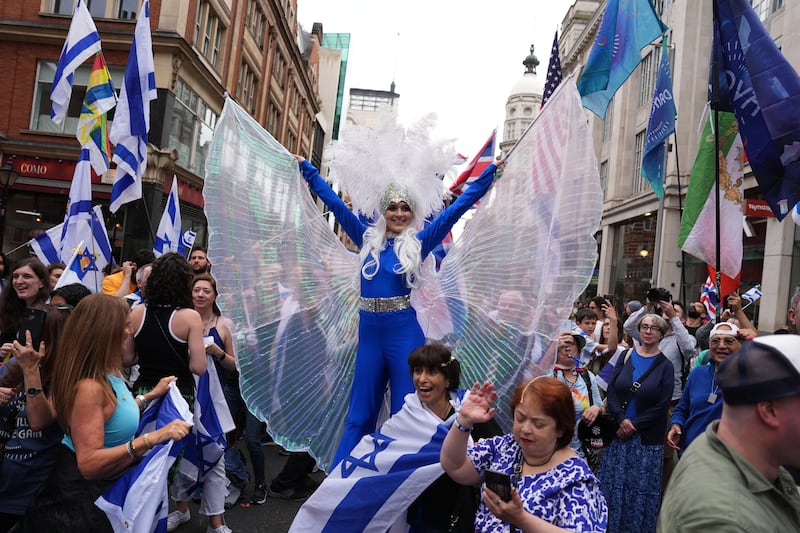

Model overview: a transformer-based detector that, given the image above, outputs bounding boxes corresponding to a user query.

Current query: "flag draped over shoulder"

[679,112,744,278]
[109,0,156,213]
[50,0,102,125]
[58,149,113,291]
[449,130,496,196]
[289,392,462,532]
[78,53,116,175]
[542,30,563,108]
[96,384,193,533]
[641,37,676,198]
[577,0,666,119]
[153,175,184,257]
[712,0,800,220]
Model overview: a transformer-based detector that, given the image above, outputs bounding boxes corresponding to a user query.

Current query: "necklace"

[522,449,556,467]
[201,314,216,335]
[431,400,453,421]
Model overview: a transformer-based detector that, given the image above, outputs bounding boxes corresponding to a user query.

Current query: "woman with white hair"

[293,153,502,467]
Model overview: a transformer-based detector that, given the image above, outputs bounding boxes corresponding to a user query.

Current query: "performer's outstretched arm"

[418,162,501,256]
[296,157,367,247]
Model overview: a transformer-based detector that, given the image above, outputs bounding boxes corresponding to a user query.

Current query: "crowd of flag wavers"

[2,0,800,531]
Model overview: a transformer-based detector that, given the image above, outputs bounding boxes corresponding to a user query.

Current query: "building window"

[602,103,613,142]
[246,0,267,49]
[51,0,139,20]
[31,61,124,134]
[168,79,218,175]
[273,53,286,90]
[750,0,783,20]
[195,0,225,70]
[632,130,648,194]
[639,49,659,107]
[267,97,282,137]
[237,63,258,113]
[599,160,609,199]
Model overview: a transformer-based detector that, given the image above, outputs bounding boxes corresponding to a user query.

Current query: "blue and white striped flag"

[29,222,64,265]
[58,149,113,292]
[289,391,464,532]
[109,0,156,213]
[178,354,235,487]
[741,284,762,304]
[50,0,102,125]
[96,383,193,533]
[153,175,183,257]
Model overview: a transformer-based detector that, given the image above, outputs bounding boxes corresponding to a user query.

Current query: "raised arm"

[418,162,500,255]
[295,156,366,247]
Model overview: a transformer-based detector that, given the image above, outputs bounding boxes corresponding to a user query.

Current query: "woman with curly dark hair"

[0,258,49,360]
[130,252,205,399]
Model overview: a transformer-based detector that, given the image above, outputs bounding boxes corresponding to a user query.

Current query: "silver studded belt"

[359,294,412,313]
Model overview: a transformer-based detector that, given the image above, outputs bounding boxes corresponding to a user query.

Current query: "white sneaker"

[207,525,232,533]
[166,509,191,532]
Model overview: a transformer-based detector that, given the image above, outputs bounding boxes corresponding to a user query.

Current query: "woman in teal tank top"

[13,294,192,532]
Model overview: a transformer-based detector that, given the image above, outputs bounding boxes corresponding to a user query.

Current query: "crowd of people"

[0,150,798,532]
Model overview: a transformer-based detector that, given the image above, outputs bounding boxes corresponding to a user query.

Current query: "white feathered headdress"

[325,113,459,221]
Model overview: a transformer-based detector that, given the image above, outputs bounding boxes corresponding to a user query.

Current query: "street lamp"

[0,162,20,251]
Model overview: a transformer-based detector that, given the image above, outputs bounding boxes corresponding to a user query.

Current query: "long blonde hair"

[360,217,423,289]
[50,294,130,431]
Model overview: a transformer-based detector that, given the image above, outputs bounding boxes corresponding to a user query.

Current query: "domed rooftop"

[509,44,543,97]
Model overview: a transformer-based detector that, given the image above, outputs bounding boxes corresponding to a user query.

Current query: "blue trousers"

[332,307,423,467]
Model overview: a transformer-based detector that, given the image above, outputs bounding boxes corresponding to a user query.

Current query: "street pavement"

[171,443,327,533]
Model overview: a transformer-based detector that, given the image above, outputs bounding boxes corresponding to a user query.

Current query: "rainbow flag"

[78,52,116,175]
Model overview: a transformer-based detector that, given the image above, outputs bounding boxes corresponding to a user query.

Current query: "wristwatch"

[26,387,43,397]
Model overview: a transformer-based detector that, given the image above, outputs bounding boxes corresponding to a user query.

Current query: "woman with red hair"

[440,377,607,532]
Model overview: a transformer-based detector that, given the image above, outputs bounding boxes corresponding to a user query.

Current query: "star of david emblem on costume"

[338,430,395,478]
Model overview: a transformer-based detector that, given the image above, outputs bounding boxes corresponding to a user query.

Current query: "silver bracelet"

[126,438,138,460]
[454,416,472,433]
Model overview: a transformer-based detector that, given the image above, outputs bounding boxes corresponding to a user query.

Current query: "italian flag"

[678,111,744,278]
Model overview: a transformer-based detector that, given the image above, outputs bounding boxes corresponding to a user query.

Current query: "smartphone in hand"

[484,470,512,502]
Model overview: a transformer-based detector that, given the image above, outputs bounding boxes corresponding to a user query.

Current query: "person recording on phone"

[440,378,607,532]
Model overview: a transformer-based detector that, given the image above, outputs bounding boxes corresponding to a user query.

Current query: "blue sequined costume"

[298,160,497,465]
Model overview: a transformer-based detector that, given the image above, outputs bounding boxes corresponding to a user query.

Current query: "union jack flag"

[449,130,496,196]
[700,276,718,318]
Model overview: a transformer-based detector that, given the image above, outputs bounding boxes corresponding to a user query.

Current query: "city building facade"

[558,0,795,332]
[0,0,324,262]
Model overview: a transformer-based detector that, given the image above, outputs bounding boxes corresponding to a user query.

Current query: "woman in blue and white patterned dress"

[441,377,607,533]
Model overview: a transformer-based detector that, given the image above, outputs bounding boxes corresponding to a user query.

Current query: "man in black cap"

[657,335,800,531]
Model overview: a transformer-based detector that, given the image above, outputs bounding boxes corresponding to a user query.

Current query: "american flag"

[541,30,563,108]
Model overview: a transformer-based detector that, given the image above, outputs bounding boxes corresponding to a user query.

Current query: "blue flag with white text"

[96,384,193,533]
[577,0,666,119]
[641,38,676,198]
[109,0,156,213]
[153,175,184,257]
[711,0,800,220]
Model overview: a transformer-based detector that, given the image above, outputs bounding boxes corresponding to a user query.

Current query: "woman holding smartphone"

[441,377,607,532]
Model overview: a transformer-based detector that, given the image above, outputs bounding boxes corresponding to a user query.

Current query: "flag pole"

[711,1,722,323]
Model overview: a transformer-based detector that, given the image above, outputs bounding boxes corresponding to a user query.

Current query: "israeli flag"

[29,222,64,265]
[153,175,183,257]
[741,284,763,304]
[109,0,156,213]
[290,391,464,533]
[50,0,102,125]
[58,150,113,292]
[178,355,235,487]
[182,230,197,251]
[96,383,193,533]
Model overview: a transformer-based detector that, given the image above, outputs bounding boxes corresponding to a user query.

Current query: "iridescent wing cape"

[203,77,601,472]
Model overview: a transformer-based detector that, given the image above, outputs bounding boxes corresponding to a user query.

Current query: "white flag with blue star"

[153,175,183,257]
[58,149,113,292]
[289,391,465,532]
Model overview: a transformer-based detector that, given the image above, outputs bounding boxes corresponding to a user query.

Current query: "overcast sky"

[298,0,578,158]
